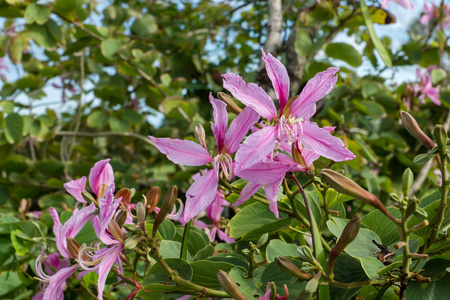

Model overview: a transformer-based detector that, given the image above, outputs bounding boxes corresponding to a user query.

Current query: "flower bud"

[82,191,97,204]
[297,246,317,266]
[328,214,361,276]
[402,168,413,197]
[108,219,125,243]
[405,197,419,218]
[146,187,161,214]
[152,185,178,238]
[124,236,145,250]
[67,237,80,258]
[292,144,306,166]
[400,111,435,150]
[275,256,313,281]
[136,202,146,232]
[409,220,429,232]
[256,233,269,248]
[320,169,397,222]
[217,92,242,115]
[434,125,448,158]
[217,270,247,300]
[195,124,208,150]
[116,188,133,206]
[115,209,128,228]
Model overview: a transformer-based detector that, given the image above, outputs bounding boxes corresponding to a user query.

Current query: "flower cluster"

[405,67,440,110]
[151,49,355,221]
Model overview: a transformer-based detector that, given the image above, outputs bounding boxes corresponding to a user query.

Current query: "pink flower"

[64,159,114,203]
[149,95,259,223]
[421,2,450,31]
[194,191,235,243]
[222,49,355,172]
[408,68,440,107]
[381,0,413,10]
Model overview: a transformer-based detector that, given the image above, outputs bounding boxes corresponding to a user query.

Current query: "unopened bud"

[108,219,125,243]
[402,168,414,197]
[82,191,97,204]
[400,111,435,150]
[275,256,313,281]
[67,237,80,258]
[297,246,316,266]
[217,92,242,115]
[195,124,207,150]
[146,187,161,214]
[434,125,448,158]
[328,214,361,276]
[414,272,431,283]
[292,144,306,166]
[266,282,276,300]
[116,188,133,206]
[405,197,419,218]
[115,210,128,228]
[256,233,269,248]
[409,220,429,232]
[281,96,297,117]
[153,185,178,238]
[136,202,146,232]
[320,169,397,222]
[124,236,145,250]
[217,270,247,300]
[410,253,429,259]
[97,183,108,200]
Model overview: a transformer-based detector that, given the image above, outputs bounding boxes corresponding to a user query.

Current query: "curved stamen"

[166,198,184,220]
[214,153,233,180]
[77,244,102,271]
[35,255,51,282]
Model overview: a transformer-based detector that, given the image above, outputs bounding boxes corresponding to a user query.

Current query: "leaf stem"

[180,220,191,260]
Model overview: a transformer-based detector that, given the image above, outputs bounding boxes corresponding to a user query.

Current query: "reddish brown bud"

[146,187,161,214]
[67,237,81,258]
[217,270,247,300]
[217,92,242,115]
[292,144,306,166]
[116,188,133,206]
[275,256,313,281]
[153,186,177,238]
[400,111,435,150]
[108,219,125,243]
[328,214,361,276]
[320,169,398,222]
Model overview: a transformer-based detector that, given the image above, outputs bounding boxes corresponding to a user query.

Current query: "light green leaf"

[266,239,299,262]
[359,256,384,279]
[360,0,392,67]
[109,117,130,132]
[101,38,122,60]
[325,43,362,67]
[87,111,109,129]
[229,268,258,299]
[24,3,51,25]
[4,113,23,144]
[362,207,401,246]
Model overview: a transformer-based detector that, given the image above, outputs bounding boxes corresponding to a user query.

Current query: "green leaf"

[108,117,130,132]
[360,0,392,67]
[193,245,214,261]
[266,239,299,262]
[325,43,362,67]
[27,23,57,48]
[406,272,450,300]
[228,202,291,240]
[413,153,436,165]
[24,3,51,25]
[157,219,176,240]
[229,268,259,299]
[87,110,109,129]
[10,229,31,256]
[408,199,450,238]
[359,256,385,279]
[362,207,401,246]
[0,220,47,237]
[0,272,22,297]
[327,217,382,258]
[123,109,143,125]
[431,68,446,85]
[131,15,158,36]
[4,113,23,144]
[190,260,244,289]
[158,240,185,259]
[101,38,122,60]
[1,102,14,114]
[141,258,192,286]
[35,159,64,177]
[206,253,249,271]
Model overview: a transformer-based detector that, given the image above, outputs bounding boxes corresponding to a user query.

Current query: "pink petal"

[301,122,356,162]
[262,49,290,112]
[222,73,277,120]
[89,159,114,196]
[43,265,77,300]
[224,106,260,154]
[96,244,124,300]
[290,67,339,120]
[234,125,278,170]
[210,93,228,151]
[149,136,213,166]
[182,169,219,224]
[217,228,235,243]
[236,160,290,185]
[265,176,284,219]
[98,184,122,245]
[205,192,227,223]
[233,182,262,207]
[64,177,87,203]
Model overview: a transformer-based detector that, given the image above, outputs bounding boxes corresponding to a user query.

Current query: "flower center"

[278,115,304,143]
[213,153,233,180]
